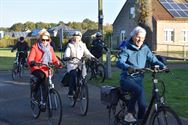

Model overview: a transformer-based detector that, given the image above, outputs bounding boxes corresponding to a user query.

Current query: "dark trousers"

[69,69,77,93]
[120,75,146,119]
[32,69,48,102]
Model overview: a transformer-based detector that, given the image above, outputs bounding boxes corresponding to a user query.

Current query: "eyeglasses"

[42,39,50,42]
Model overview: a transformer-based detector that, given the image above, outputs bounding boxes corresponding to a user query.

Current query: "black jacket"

[90,39,108,59]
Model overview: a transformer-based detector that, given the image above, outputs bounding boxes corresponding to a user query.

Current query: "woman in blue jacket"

[116,26,167,122]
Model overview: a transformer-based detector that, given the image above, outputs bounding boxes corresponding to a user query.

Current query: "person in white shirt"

[64,31,95,97]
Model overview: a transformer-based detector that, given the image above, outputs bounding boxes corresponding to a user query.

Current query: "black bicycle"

[30,63,63,125]
[86,58,106,83]
[12,51,27,80]
[103,65,182,125]
[62,57,89,116]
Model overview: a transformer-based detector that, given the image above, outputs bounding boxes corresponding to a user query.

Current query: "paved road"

[0,64,188,125]
[0,70,109,125]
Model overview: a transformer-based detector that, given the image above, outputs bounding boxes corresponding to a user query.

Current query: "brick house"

[112,0,188,51]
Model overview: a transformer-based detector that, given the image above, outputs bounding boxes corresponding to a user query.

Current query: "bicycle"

[11,51,27,80]
[62,57,89,116]
[86,58,106,83]
[30,63,63,125]
[102,65,182,125]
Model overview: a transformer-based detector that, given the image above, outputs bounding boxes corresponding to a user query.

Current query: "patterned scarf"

[38,41,52,65]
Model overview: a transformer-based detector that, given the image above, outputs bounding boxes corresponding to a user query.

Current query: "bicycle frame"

[139,66,167,125]
[63,57,89,115]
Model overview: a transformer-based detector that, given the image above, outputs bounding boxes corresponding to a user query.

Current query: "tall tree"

[10,23,24,31]
[136,0,153,49]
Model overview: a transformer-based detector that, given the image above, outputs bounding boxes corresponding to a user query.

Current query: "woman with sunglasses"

[27,30,61,111]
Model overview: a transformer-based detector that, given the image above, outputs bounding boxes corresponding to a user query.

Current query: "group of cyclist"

[11,25,168,123]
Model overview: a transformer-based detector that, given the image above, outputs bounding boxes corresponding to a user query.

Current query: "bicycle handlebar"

[130,65,170,76]
[35,62,61,70]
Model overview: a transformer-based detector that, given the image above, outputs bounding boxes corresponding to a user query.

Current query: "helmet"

[20,37,24,41]
[72,31,82,37]
[96,32,102,37]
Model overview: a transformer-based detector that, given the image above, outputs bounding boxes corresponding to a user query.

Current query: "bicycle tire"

[95,64,105,83]
[12,63,18,80]
[30,80,41,119]
[48,89,63,125]
[86,63,92,81]
[149,106,182,125]
[19,65,23,78]
[79,83,89,116]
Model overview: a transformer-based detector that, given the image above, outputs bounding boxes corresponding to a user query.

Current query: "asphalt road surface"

[0,70,109,125]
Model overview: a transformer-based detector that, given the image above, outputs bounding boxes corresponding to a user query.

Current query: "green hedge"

[0,37,70,51]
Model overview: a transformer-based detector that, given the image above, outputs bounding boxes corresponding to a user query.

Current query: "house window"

[182,30,188,42]
[129,7,135,19]
[120,30,126,42]
[164,29,174,42]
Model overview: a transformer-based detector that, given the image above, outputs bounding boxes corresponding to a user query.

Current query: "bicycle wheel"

[86,64,92,81]
[12,63,18,80]
[30,85,40,119]
[48,89,63,125]
[95,64,105,83]
[149,106,182,125]
[19,65,23,78]
[79,82,89,116]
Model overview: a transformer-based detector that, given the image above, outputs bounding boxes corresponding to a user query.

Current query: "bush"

[0,37,17,48]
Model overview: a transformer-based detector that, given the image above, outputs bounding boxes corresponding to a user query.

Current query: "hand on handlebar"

[163,66,170,73]
[91,57,98,62]
[128,67,136,74]
[30,61,36,67]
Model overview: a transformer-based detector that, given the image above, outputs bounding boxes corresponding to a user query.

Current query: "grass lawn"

[91,68,188,118]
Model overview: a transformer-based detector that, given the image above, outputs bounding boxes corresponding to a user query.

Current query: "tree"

[24,21,35,30]
[10,23,24,31]
[135,0,153,49]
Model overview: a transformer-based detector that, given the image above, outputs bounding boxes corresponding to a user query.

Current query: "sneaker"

[40,102,46,112]
[124,113,136,122]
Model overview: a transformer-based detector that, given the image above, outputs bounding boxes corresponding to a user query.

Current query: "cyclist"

[116,26,167,122]
[64,31,95,97]
[27,30,61,111]
[11,36,29,67]
[90,32,108,59]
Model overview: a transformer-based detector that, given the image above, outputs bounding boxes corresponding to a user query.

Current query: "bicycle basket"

[100,85,119,106]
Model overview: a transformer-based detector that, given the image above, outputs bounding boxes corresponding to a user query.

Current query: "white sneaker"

[124,113,136,122]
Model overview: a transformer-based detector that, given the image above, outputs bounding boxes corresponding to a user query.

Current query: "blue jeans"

[120,75,146,119]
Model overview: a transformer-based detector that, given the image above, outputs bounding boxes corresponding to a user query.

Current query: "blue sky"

[0,0,127,27]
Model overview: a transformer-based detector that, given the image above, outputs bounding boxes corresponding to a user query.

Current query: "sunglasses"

[42,39,50,42]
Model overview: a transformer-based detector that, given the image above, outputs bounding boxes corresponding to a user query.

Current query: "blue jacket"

[116,38,165,77]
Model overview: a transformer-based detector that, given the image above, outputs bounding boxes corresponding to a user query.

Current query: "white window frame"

[182,30,188,42]
[120,30,126,42]
[129,7,135,19]
[164,29,174,42]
